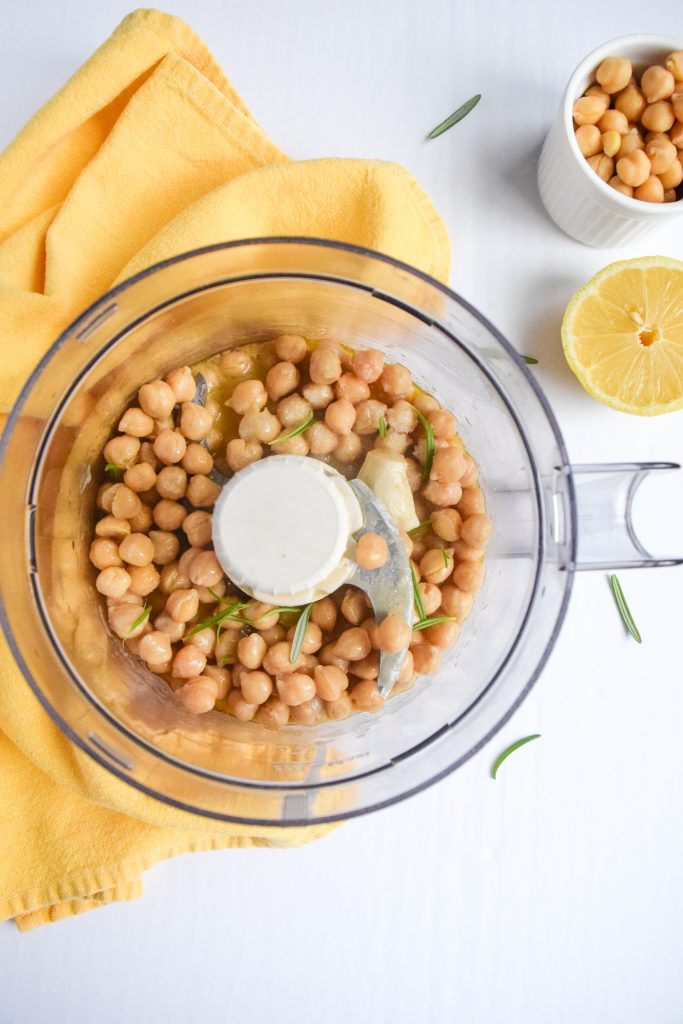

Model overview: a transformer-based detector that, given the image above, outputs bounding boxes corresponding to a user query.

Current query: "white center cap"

[212,456,363,604]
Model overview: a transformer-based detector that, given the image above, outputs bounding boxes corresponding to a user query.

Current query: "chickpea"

[601,131,621,159]
[460,513,493,549]
[137,380,175,420]
[666,50,683,83]
[419,582,442,616]
[138,630,173,666]
[256,697,290,730]
[107,603,146,639]
[263,641,303,675]
[324,692,353,720]
[176,402,211,442]
[381,400,414,436]
[411,644,442,675]
[197,582,225,604]
[220,349,253,377]
[634,175,664,203]
[311,597,338,632]
[664,188,678,202]
[673,93,683,123]
[424,410,455,442]
[179,444,211,477]
[188,550,223,587]
[670,121,683,148]
[424,619,460,650]
[350,680,384,713]
[355,532,389,570]
[616,148,651,187]
[613,84,645,124]
[334,627,372,662]
[353,399,387,435]
[273,435,310,457]
[452,560,485,593]
[163,365,196,403]
[90,538,122,570]
[263,361,298,401]
[166,588,200,623]
[641,65,675,104]
[225,438,262,472]
[243,602,280,631]
[188,626,216,657]
[608,175,634,196]
[139,441,159,468]
[380,364,413,399]
[238,410,280,444]
[458,486,485,517]
[150,429,184,466]
[95,564,131,598]
[376,613,411,654]
[158,562,189,595]
[617,127,644,160]
[301,380,334,409]
[186,474,221,507]
[431,447,467,486]
[153,612,185,642]
[179,510,210,549]
[109,485,141,521]
[260,624,287,646]
[235,669,271,705]
[223,689,255,721]
[178,676,218,714]
[311,664,347,701]
[237,633,267,670]
[596,56,632,94]
[290,697,325,725]
[419,548,454,585]
[95,516,131,540]
[285,621,323,655]
[641,101,675,133]
[227,379,266,415]
[117,532,153,567]
[276,672,316,707]
[335,374,371,404]
[203,664,231,699]
[352,650,380,680]
[401,458,421,494]
[270,334,306,364]
[644,136,677,174]
[178,547,201,577]
[274,395,309,430]
[300,421,335,456]
[171,644,206,679]
[126,504,152,536]
[430,508,462,543]
[574,123,602,157]
[659,156,683,188]
[216,631,239,666]
[597,109,629,135]
[348,348,381,383]
[324,398,356,434]
[122,463,155,494]
[423,479,462,507]
[126,563,160,596]
[334,432,362,463]
[309,348,342,384]
[153,499,187,531]
[586,151,615,181]
[104,434,140,469]
[573,95,608,126]
[118,407,154,438]
[153,466,185,501]
[340,589,368,625]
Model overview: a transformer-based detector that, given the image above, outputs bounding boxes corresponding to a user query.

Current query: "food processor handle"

[565,462,683,571]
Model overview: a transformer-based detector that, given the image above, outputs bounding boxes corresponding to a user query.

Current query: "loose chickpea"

[325,398,356,434]
[95,516,131,540]
[153,499,187,531]
[431,447,467,485]
[423,618,460,650]
[334,432,362,463]
[400,530,414,558]
[641,101,675,133]
[189,550,223,586]
[353,399,387,435]
[670,120,683,148]
[138,630,172,665]
[324,692,353,720]
[355,532,389,570]
[139,441,159,468]
[608,175,634,196]
[260,624,287,646]
[224,688,255,721]
[90,538,122,570]
[597,109,630,135]
[153,415,175,435]
[129,506,156,535]
[596,56,632,94]
[404,458,422,493]
[276,672,316,707]
[302,382,335,409]
[673,93,683,123]
[118,407,154,437]
[103,435,140,469]
[108,591,143,610]
[225,438,262,472]
[108,603,147,639]
[350,680,384,713]
[641,65,675,104]
[313,664,349,701]
[350,348,383,383]
[180,511,210,549]
[575,123,603,157]
[334,627,372,662]
[284,621,323,655]
[177,546,200,576]
[270,334,306,364]
[419,582,442,616]
[186,474,221,507]
[573,95,609,126]
[290,696,325,725]
[352,650,380,680]
[187,626,216,656]
[377,613,411,654]
[166,588,200,623]
[228,379,267,415]
[659,156,683,188]
[243,603,280,631]
[585,84,610,102]
[458,486,485,517]
[311,597,338,632]
[423,479,462,507]
[164,365,196,403]
[216,631,239,666]
[273,435,310,457]
[666,50,683,82]
[176,403,211,442]
[263,641,303,675]
[172,644,207,679]
[138,380,176,420]
[305,421,338,455]
[645,136,677,174]
[452,560,485,592]
[110,484,141,521]
[320,643,350,668]
[237,633,267,670]
[264,361,299,401]
[179,445,210,478]
[419,548,454,584]
[276,394,312,429]
[309,348,342,384]
[203,664,231,699]
[634,175,665,203]
[380,364,413,399]
[411,644,442,675]
[122,463,155,494]
[382,400,415,435]
[361,617,381,650]
[154,612,185,642]
[238,410,280,444]
[664,188,678,202]
[158,562,190,595]
[341,589,369,625]
[587,153,614,182]
[335,374,371,404]
[153,466,185,501]
[452,538,484,563]
[127,563,160,596]
[461,513,493,549]
[220,349,253,377]
[117,532,154,567]
[95,565,131,598]
[177,676,218,714]
[151,429,185,466]
[237,670,272,705]
[614,83,646,123]
[430,508,462,542]
[601,131,621,158]
[256,697,290,730]
[617,127,644,160]
[425,409,456,441]
[197,582,225,604]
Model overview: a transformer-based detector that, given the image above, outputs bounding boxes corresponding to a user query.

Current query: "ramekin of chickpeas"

[538,34,683,247]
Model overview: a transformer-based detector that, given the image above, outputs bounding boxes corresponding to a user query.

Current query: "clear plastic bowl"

[0,239,679,824]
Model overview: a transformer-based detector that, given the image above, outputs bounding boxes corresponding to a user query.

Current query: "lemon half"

[561,256,683,416]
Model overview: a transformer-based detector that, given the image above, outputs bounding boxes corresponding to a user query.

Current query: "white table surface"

[1,1,682,1021]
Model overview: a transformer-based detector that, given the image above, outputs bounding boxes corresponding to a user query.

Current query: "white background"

[1,1,682,1021]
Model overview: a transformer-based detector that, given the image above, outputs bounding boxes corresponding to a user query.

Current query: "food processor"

[0,238,680,825]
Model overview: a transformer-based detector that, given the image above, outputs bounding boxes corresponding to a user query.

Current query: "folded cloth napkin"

[0,8,450,931]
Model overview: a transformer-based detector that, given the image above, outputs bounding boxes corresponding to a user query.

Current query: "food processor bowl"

[0,239,679,825]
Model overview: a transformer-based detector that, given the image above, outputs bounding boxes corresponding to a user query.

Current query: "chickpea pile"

[90,337,490,729]
[573,50,683,202]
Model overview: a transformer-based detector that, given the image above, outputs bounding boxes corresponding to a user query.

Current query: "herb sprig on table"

[427,94,481,139]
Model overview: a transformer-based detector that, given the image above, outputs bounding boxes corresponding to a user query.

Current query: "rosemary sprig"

[126,604,151,636]
[186,599,250,638]
[427,93,481,140]
[522,355,539,365]
[410,564,426,621]
[269,411,314,445]
[105,462,123,481]
[412,615,457,632]
[378,414,388,439]
[491,734,541,780]
[290,602,314,663]
[407,520,431,539]
[609,574,642,643]
[413,408,435,483]
[441,547,450,568]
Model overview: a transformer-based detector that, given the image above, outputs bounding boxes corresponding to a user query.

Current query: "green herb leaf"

[269,411,314,445]
[413,408,435,483]
[427,93,481,140]
[412,615,458,631]
[207,587,224,602]
[410,563,426,621]
[290,602,314,663]
[407,520,430,538]
[126,604,151,636]
[522,355,539,365]
[491,734,541,779]
[609,574,642,643]
[441,547,450,568]
[186,600,250,638]
[105,462,123,481]
[378,414,388,439]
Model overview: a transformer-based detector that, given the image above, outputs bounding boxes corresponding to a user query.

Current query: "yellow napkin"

[0,8,450,931]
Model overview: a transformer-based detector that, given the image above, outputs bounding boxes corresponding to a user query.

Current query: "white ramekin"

[538,34,683,247]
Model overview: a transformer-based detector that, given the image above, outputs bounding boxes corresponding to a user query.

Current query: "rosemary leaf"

[427,93,481,140]
[186,600,250,638]
[412,615,458,632]
[413,407,435,483]
[105,462,123,481]
[609,574,642,643]
[269,411,314,445]
[410,564,426,621]
[522,355,539,365]
[290,602,314,663]
[491,734,541,780]
[407,520,431,539]
[126,604,151,636]
[378,414,388,439]
[441,547,450,568]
